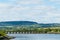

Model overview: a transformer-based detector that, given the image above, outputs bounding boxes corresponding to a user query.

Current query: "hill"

[0,21,60,28]
[0,21,38,26]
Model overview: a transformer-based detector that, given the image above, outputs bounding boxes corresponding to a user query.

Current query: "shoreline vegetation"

[1,27,60,34]
[0,27,60,40]
[0,30,15,40]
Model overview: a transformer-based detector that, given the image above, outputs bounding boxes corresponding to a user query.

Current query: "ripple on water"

[8,34,60,40]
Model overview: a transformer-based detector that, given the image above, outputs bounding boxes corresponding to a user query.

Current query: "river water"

[8,34,60,40]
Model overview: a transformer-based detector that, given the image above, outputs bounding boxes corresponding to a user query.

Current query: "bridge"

[5,31,36,34]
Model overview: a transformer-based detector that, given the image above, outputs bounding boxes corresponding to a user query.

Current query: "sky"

[0,0,60,23]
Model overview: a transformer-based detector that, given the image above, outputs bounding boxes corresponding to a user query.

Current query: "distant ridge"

[0,21,60,28]
[0,21,38,26]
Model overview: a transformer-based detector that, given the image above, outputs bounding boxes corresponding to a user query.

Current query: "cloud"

[49,0,60,4]
[0,0,60,23]
[0,3,9,7]
[9,0,45,5]
[49,0,60,1]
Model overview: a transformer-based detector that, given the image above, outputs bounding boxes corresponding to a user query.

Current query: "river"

[8,34,60,40]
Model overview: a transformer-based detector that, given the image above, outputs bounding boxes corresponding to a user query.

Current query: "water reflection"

[8,34,60,40]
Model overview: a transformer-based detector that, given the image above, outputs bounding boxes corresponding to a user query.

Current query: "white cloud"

[49,0,60,4]
[0,3,9,7]
[49,0,60,1]
[0,0,59,23]
[13,0,45,5]
[32,5,56,11]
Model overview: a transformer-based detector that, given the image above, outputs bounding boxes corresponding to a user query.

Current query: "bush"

[0,30,6,36]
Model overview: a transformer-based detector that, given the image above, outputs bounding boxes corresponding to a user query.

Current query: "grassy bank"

[3,27,60,34]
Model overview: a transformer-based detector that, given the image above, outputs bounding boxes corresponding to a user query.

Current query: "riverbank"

[0,30,15,40]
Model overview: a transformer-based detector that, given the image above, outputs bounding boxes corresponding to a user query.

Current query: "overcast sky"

[0,0,60,23]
